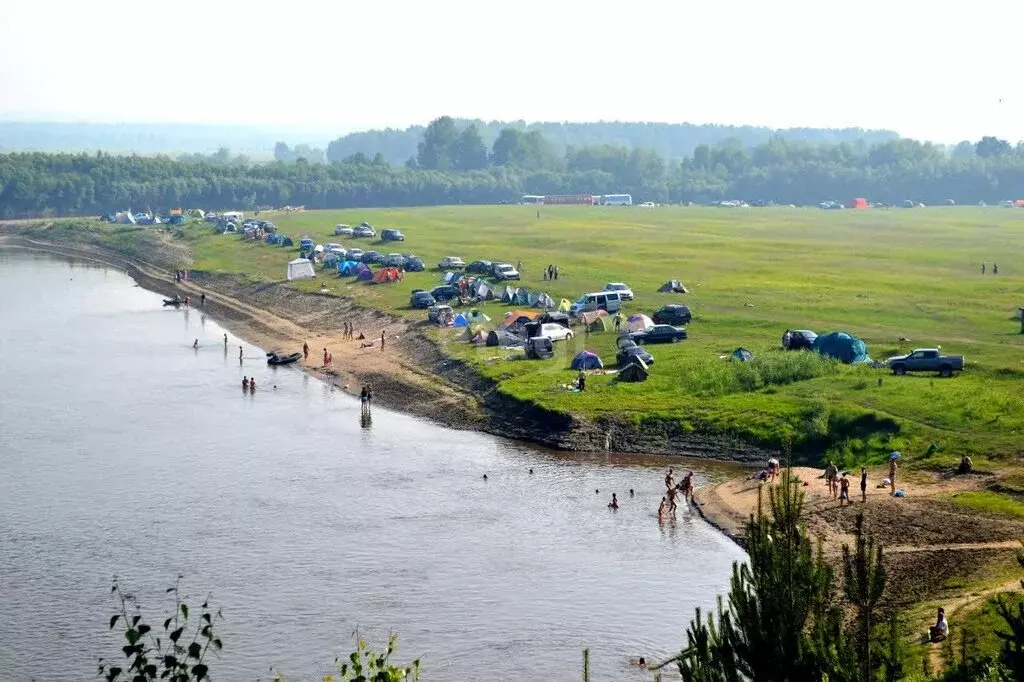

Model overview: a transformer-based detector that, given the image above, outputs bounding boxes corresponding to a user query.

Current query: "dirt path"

[925,578,1023,672]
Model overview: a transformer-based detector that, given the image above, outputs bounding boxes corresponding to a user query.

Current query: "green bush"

[682,350,839,397]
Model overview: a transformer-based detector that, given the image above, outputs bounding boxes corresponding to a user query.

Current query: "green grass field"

[176,206,1024,467]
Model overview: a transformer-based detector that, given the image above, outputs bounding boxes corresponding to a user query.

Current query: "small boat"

[267,352,302,366]
[163,297,183,306]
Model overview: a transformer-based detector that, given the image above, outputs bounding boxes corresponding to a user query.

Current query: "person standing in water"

[657,497,667,521]
[665,468,675,490]
[249,378,256,391]
[200,292,206,308]
[608,493,619,509]
[242,376,248,390]
[223,333,228,349]
[239,345,243,363]
[680,471,694,501]
[193,339,199,349]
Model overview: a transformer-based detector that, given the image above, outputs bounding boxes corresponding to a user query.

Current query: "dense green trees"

[5,126,1024,218]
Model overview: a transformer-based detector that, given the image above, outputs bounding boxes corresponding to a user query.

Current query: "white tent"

[287,258,316,281]
[627,313,655,332]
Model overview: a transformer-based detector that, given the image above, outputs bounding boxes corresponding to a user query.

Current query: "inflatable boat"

[267,352,302,366]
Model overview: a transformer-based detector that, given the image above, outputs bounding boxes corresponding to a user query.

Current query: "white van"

[570,291,623,316]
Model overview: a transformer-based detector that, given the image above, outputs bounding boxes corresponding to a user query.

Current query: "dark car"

[629,324,687,344]
[653,304,693,325]
[410,291,436,309]
[466,260,493,275]
[616,342,655,367]
[430,285,460,302]
[380,229,405,242]
[360,250,382,264]
[404,257,425,272]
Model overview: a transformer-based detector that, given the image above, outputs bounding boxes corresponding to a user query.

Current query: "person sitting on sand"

[608,493,619,509]
[929,608,948,642]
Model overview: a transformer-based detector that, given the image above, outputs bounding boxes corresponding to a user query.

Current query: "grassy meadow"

[176,205,1024,467]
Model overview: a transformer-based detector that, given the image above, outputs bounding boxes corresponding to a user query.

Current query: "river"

[0,248,745,681]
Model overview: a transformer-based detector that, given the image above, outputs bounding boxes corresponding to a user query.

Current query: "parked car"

[404,257,425,272]
[524,336,554,359]
[346,248,364,261]
[629,324,687,344]
[569,291,623,316]
[427,304,454,323]
[539,322,574,342]
[466,260,493,275]
[353,225,376,238]
[782,329,818,351]
[653,304,692,325]
[334,224,353,236]
[430,285,460,301]
[383,253,405,267]
[616,342,655,367]
[492,263,520,280]
[438,256,466,270]
[381,229,405,242]
[360,250,382,264]
[603,282,635,300]
[410,291,436,309]
[888,348,965,377]
[324,242,343,251]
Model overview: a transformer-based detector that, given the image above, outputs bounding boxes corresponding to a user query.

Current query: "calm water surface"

[0,249,745,681]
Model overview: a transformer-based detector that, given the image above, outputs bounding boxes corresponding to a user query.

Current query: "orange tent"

[502,309,540,328]
[578,309,609,325]
[846,197,868,209]
[372,267,402,284]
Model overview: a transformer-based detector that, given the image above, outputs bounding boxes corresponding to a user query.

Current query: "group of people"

[359,385,374,414]
[241,376,257,391]
[657,468,693,519]
[981,263,999,275]
[823,460,874,505]
[342,322,357,340]
[542,264,560,281]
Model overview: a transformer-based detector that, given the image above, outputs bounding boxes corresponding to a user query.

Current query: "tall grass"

[681,349,839,396]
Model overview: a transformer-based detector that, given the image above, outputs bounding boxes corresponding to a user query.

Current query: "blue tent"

[280,236,293,247]
[453,313,469,327]
[571,350,604,371]
[265,234,278,244]
[338,260,360,276]
[812,331,869,364]
[731,348,753,362]
[356,268,374,281]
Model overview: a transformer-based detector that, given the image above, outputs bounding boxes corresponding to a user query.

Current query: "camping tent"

[322,252,342,267]
[618,358,649,382]
[469,326,487,343]
[558,298,572,312]
[534,293,556,309]
[286,258,315,281]
[501,286,517,304]
[627,314,654,332]
[453,313,470,327]
[813,332,870,364]
[511,288,531,305]
[571,350,604,371]
[486,329,523,347]
[356,268,374,282]
[731,348,754,362]
[658,280,689,293]
[280,236,294,247]
[475,281,496,300]
[338,260,360,276]
[467,309,490,324]
[588,316,612,332]
[578,309,608,326]
[372,267,402,284]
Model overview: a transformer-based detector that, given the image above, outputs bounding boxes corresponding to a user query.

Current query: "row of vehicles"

[332,223,405,242]
[439,257,521,280]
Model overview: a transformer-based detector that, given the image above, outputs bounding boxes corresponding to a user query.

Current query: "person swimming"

[608,493,619,509]
[529,468,534,475]
[482,474,488,481]
[629,488,635,497]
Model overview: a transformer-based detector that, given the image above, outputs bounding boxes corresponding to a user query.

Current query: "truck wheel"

[566,332,573,340]
[672,336,682,343]
[893,365,907,376]
[939,365,952,378]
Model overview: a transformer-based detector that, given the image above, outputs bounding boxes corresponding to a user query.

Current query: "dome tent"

[571,350,604,371]
[812,331,869,364]
[731,348,754,362]
[627,314,654,332]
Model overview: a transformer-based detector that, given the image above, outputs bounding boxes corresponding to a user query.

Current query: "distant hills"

[325,120,901,165]
[0,120,900,163]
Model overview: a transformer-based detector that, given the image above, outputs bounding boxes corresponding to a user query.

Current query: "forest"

[1,116,1023,218]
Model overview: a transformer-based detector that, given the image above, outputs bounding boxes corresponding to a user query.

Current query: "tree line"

[4,121,1024,217]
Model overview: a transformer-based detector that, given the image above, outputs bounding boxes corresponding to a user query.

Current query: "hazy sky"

[2,0,1021,142]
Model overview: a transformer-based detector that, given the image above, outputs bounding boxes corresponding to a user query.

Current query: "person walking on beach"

[303,342,309,360]
[889,456,898,495]
[380,330,386,350]
[200,293,206,308]
[839,473,850,506]
[323,347,329,366]
[860,467,868,503]
[824,460,839,499]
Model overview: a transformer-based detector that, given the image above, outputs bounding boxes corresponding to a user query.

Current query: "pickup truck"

[888,349,965,377]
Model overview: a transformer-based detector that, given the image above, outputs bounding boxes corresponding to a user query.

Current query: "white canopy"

[286,258,316,281]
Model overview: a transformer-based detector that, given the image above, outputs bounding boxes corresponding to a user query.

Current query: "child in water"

[608,493,619,509]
